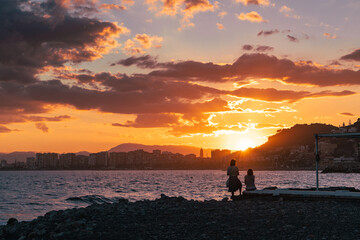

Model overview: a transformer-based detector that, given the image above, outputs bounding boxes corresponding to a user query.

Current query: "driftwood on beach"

[2,194,360,240]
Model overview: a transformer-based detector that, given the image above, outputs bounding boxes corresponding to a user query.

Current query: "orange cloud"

[123,34,163,55]
[237,0,270,6]
[216,23,224,30]
[145,0,216,30]
[100,3,127,10]
[279,5,292,12]
[122,0,135,5]
[279,5,300,19]
[218,11,227,18]
[135,34,163,49]
[323,33,337,39]
[237,11,268,23]
[113,113,180,128]
[35,122,49,133]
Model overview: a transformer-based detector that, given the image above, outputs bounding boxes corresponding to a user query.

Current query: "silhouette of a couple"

[227,159,256,197]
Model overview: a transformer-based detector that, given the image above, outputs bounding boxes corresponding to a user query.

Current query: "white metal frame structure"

[314,132,360,191]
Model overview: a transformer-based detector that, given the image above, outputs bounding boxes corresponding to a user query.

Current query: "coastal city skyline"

[0,0,359,153]
[2,120,360,171]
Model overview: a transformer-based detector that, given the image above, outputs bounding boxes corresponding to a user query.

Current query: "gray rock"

[7,218,18,225]
[27,232,36,239]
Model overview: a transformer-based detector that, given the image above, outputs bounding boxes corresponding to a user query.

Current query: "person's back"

[227,159,242,196]
[244,169,256,191]
[227,165,239,176]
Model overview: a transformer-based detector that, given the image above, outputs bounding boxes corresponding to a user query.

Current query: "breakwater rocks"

[2,194,360,240]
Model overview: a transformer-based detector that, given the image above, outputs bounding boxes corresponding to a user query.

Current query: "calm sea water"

[1,170,360,225]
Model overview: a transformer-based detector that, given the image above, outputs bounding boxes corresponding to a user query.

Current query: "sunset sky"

[0,0,360,153]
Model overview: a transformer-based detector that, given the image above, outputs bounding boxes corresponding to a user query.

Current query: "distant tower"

[349,119,352,125]
[200,148,204,158]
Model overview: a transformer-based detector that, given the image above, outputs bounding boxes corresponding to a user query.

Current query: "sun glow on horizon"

[235,138,256,151]
[216,129,264,151]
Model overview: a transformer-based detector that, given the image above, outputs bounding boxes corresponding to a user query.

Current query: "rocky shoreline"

[2,195,360,240]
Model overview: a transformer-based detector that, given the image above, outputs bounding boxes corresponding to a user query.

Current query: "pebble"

[1,195,360,239]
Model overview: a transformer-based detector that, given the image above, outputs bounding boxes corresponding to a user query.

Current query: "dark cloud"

[328,60,343,66]
[0,113,71,125]
[111,55,161,68]
[35,122,49,133]
[255,45,274,52]
[138,53,360,86]
[0,125,12,133]
[238,0,270,6]
[4,67,354,132]
[0,0,126,84]
[339,112,354,116]
[0,80,227,115]
[258,29,307,43]
[257,29,279,36]
[0,67,355,136]
[287,35,299,42]
[242,45,254,51]
[243,45,273,52]
[340,49,360,61]
[26,115,71,122]
[148,60,232,82]
[229,88,355,103]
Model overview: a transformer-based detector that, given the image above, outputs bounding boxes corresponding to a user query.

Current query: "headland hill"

[1,120,360,171]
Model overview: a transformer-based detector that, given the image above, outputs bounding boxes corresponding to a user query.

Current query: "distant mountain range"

[108,143,211,157]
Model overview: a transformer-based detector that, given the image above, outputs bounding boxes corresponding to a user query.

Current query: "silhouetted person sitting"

[227,159,242,197]
[244,169,256,191]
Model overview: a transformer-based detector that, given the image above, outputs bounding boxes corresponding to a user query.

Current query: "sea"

[1,170,360,225]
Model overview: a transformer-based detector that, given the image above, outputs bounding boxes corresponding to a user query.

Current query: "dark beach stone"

[160,194,168,199]
[27,232,36,239]
[7,218,18,225]
[17,235,26,240]
[118,198,129,204]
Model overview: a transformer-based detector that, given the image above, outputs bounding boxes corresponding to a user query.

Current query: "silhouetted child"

[227,159,242,197]
[244,169,256,191]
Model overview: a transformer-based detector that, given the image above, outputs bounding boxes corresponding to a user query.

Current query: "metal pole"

[315,134,319,191]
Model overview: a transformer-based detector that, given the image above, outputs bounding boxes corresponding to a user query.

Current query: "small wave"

[66,195,117,204]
